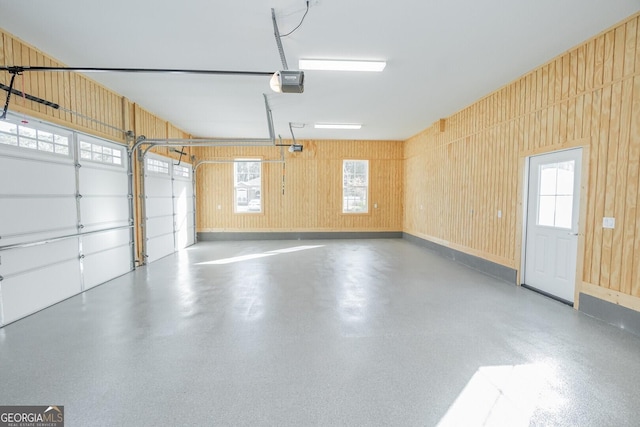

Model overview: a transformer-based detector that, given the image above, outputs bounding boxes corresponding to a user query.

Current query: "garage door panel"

[0,156,75,195]
[145,197,174,217]
[0,198,77,239]
[0,239,79,277]
[1,260,82,325]
[146,234,174,263]
[82,228,130,255]
[79,166,128,196]
[80,197,130,228]
[146,216,174,239]
[145,176,172,197]
[83,246,131,289]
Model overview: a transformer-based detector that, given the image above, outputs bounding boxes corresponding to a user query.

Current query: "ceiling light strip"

[314,124,362,130]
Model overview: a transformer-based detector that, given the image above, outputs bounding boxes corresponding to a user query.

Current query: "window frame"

[233,158,262,214]
[173,164,191,179]
[0,117,73,159]
[78,135,125,168]
[342,159,369,214]
[536,160,575,230]
[145,157,170,175]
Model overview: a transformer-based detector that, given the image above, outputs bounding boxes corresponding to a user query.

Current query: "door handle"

[568,232,578,236]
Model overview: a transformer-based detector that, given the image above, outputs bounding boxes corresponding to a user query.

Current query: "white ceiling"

[1,1,639,141]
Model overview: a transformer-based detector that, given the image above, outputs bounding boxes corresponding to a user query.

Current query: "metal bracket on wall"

[1,84,61,118]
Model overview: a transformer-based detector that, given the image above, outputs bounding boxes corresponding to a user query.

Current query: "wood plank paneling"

[195,140,403,232]
[194,140,403,231]
[404,13,640,309]
[0,29,130,142]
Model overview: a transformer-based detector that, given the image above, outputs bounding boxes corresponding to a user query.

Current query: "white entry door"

[524,148,582,304]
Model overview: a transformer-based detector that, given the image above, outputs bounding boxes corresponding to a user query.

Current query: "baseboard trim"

[197,231,403,241]
[402,233,517,284]
[579,293,640,337]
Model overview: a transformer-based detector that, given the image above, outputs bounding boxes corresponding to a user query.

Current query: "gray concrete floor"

[1,239,640,426]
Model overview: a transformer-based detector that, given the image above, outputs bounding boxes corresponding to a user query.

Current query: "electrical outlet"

[217,205,222,210]
[603,217,615,229]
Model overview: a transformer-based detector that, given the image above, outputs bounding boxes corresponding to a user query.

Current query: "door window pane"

[538,196,556,227]
[556,161,575,195]
[539,164,557,196]
[536,160,575,229]
[555,196,573,228]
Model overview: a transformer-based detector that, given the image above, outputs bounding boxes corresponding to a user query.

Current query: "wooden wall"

[195,140,403,232]
[404,12,640,311]
[0,30,130,142]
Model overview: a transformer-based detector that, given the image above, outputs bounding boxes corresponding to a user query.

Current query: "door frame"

[516,139,590,309]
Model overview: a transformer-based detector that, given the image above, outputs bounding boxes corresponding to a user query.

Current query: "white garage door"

[77,135,132,289]
[172,162,195,250]
[0,114,133,326]
[143,154,195,263]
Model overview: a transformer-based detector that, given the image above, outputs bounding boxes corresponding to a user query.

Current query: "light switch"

[603,217,615,229]
[374,203,378,209]
[497,210,502,218]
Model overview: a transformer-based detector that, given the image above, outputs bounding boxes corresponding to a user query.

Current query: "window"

[234,159,261,213]
[173,164,191,178]
[146,157,170,174]
[0,120,70,156]
[537,161,575,228]
[79,138,123,166]
[343,160,368,213]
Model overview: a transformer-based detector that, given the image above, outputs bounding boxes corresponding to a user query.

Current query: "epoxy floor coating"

[1,239,640,426]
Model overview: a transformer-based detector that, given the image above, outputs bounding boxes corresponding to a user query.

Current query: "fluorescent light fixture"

[314,123,362,130]
[299,59,386,72]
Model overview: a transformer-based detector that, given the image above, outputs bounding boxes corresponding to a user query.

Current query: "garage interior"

[1,1,640,425]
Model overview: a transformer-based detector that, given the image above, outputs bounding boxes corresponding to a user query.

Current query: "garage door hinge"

[0,275,3,282]
[76,194,83,199]
[75,163,82,169]
[79,254,85,260]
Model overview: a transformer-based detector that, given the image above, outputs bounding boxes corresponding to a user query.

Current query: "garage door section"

[0,118,80,325]
[144,154,175,263]
[78,135,133,289]
[172,162,195,250]
[143,154,195,263]
[0,114,133,326]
